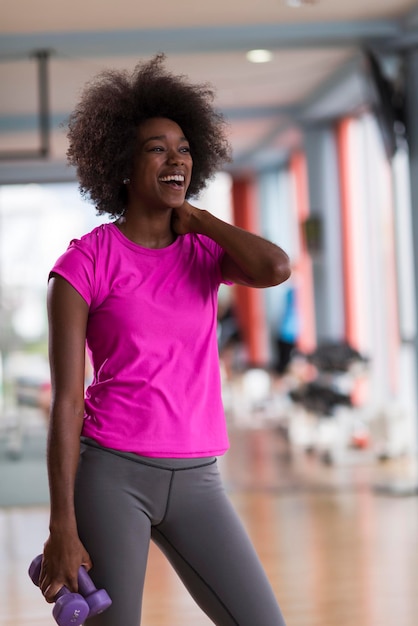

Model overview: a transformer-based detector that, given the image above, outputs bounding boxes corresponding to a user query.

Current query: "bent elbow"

[271,254,291,286]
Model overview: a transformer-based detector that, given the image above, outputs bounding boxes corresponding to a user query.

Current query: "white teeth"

[159,175,184,182]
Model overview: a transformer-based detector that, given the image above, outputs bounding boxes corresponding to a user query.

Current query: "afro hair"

[66,54,232,216]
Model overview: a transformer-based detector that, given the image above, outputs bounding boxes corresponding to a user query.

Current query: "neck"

[116,212,176,249]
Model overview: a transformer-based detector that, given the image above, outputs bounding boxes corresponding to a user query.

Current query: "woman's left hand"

[171,200,198,235]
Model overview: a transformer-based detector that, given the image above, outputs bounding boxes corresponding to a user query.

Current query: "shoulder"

[68,223,114,255]
[51,223,115,281]
[59,223,118,270]
[187,233,224,261]
[181,234,225,286]
[50,223,115,306]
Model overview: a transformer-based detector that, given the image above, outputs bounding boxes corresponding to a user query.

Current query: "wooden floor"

[2,424,418,626]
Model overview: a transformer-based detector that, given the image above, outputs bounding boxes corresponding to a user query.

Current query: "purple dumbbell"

[76,560,112,617]
[29,555,89,626]
[29,554,112,624]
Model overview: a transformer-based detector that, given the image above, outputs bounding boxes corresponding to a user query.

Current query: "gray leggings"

[74,440,286,626]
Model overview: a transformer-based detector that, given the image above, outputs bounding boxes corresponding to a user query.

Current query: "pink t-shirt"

[51,223,230,458]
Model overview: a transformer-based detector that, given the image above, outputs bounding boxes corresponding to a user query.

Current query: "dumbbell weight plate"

[53,592,90,626]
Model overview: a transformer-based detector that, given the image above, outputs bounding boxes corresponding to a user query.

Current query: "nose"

[167,148,183,165]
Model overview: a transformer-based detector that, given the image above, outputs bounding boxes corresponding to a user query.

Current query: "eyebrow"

[143,134,189,144]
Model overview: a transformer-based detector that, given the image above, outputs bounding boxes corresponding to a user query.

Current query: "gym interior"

[2,2,418,625]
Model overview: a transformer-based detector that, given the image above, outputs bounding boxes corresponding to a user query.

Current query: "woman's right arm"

[39,275,92,602]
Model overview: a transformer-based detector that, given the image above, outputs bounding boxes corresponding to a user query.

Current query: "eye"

[180,146,191,154]
[149,146,165,152]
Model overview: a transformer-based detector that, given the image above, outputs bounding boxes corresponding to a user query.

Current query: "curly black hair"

[66,54,232,216]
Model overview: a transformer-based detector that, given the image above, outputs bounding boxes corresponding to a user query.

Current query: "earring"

[123,178,130,185]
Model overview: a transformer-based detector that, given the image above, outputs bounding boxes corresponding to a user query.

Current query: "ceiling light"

[286,0,319,7]
[246,49,273,64]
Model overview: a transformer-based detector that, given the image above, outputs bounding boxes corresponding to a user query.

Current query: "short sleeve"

[49,239,96,306]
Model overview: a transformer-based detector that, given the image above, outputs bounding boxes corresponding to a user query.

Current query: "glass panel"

[0,182,107,483]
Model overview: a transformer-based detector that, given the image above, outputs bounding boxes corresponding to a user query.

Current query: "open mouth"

[158,174,185,189]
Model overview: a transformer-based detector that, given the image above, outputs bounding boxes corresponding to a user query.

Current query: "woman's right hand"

[39,532,92,602]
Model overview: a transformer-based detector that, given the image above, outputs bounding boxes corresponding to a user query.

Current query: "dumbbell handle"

[77,564,98,597]
[54,584,73,601]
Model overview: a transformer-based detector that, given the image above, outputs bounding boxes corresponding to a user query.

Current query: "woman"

[40,54,290,625]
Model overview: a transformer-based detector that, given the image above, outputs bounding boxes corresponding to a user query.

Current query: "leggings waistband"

[80,437,217,471]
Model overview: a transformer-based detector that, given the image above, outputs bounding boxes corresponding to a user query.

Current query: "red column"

[290,152,316,353]
[231,177,268,367]
[336,118,359,348]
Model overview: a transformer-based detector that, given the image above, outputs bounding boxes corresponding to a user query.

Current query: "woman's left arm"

[173,202,291,288]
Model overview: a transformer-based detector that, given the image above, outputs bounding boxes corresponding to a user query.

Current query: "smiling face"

[129,117,193,211]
